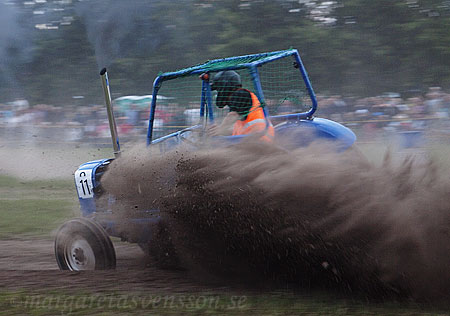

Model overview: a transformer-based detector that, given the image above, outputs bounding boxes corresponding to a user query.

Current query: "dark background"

[1,0,450,106]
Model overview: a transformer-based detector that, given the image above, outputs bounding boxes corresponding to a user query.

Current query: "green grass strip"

[0,199,76,238]
[0,291,447,316]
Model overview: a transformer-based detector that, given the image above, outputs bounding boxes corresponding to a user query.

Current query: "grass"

[0,291,447,316]
[0,175,77,238]
[0,174,73,189]
[0,199,76,238]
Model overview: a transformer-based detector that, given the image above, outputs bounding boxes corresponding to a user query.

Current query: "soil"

[0,238,211,293]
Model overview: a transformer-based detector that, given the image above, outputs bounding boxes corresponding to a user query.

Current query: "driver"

[207,71,274,142]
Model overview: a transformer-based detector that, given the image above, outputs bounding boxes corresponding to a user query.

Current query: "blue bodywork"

[75,49,356,242]
[75,159,111,217]
[75,159,160,242]
[272,117,356,151]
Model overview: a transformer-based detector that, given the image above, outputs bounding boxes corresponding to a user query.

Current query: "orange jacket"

[232,90,274,142]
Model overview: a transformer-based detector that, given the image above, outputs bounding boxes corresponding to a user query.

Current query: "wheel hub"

[65,238,96,270]
[73,247,86,265]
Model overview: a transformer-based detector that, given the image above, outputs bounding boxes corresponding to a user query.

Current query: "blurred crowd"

[0,102,147,143]
[1,87,450,144]
[317,87,450,140]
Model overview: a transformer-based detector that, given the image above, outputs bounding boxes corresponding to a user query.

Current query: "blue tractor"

[54,49,356,270]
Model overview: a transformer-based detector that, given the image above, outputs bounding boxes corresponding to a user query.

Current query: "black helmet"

[211,71,242,91]
[211,71,242,108]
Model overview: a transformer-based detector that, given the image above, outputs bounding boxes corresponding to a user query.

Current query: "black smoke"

[0,1,33,99]
[74,0,166,68]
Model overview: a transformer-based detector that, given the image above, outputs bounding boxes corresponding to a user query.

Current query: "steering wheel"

[177,125,205,147]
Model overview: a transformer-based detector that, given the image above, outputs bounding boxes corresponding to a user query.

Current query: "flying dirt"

[101,140,450,302]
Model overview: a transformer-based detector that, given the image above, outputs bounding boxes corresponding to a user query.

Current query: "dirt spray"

[102,140,450,301]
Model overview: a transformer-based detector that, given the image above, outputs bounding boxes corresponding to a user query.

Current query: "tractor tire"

[55,218,116,271]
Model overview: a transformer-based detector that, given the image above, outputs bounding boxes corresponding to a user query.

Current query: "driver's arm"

[207,111,240,136]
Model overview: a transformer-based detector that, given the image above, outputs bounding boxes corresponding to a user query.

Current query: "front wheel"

[55,218,116,271]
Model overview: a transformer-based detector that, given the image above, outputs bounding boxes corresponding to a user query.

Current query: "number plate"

[75,169,94,199]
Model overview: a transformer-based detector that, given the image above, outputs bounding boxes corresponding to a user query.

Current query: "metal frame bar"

[200,78,214,124]
[292,51,317,119]
[147,76,162,145]
[206,80,214,122]
[249,65,271,130]
[200,80,207,118]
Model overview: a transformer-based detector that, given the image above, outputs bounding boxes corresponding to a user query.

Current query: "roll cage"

[146,49,318,145]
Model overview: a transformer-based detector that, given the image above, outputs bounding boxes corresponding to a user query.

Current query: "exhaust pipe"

[100,68,121,158]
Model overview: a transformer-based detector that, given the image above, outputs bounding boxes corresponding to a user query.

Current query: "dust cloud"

[102,140,450,301]
[0,145,109,180]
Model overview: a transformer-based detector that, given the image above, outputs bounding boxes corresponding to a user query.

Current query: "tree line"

[3,0,450,105]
